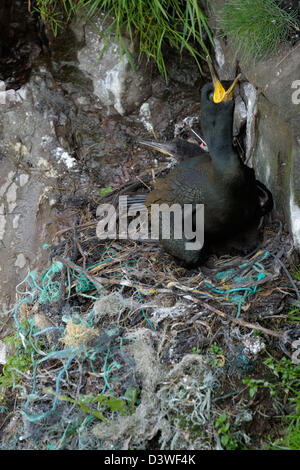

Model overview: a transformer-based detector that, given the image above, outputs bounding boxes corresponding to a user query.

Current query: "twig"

[276,42,300,68]
[0,315,12,334]
[0,411,15,432]
[184,296,283,338]
[202,302,283,338]
[269,252,300,302]
[135,175,152,191]
[53,221,97,240]
[55,256,104,293]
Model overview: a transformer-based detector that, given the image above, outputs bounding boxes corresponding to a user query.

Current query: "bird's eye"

[208,91,214,101]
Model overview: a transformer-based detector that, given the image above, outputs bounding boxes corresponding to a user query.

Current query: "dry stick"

[183,295,283,339]
[135,175,152,191]
[58,259,282,339]
[55,256,104,293]
[276,42,300,68]
[0,315,12,334]
[56,252,158,294]
[73,229,87,270]
[92,276,172,297]
[0,411,15,432]
[53,221,97,240]
[203,301,283,339]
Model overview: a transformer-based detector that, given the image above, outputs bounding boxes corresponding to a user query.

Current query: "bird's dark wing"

[146,155,215,207]
[146,168,203,206]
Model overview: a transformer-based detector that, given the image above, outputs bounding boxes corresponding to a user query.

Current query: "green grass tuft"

[216,0,299,62]
[243,353,300,450]
[33,0,213,81]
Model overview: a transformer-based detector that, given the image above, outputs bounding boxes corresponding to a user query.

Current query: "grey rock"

[240,46,300,249]
[0,65,80,312]
[233,94,247,137]
[240,82,258,164]
[213,37,238,81]
[74,15,152,116]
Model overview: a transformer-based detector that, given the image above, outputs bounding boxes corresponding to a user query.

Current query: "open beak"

[139,140,175,157]
[207,57,241,103]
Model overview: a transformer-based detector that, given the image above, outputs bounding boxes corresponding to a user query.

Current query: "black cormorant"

[132,62,273,264]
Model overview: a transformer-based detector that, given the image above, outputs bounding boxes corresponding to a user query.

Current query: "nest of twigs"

[1,167,299,450]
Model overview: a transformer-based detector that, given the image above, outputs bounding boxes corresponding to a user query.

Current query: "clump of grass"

[270,397,300,450]
[33,0,65,36]
[243,354,300,450]
[0,320,40,390]
[32,0,212,81]
[216,0,299,62]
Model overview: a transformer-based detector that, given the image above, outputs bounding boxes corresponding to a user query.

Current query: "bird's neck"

[211,142,239,173]
[206,116,240,174]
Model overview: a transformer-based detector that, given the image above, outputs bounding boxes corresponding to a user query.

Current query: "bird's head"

[200,82,235,142]
[201,58,241,118]
[206,57,241,104]
[201,60,241,152]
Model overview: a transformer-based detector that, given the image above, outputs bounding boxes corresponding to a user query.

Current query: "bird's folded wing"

[146,167,204,206]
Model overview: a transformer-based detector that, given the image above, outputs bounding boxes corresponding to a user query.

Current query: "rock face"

[239,47,300,250]
[0,9,152,312]
[72,15,152,116]
[0,55,139,313]
[0,8,205,313]
[0,68,75,313]
[209,0,300,250]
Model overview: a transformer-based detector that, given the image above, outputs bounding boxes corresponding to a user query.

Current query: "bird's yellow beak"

[207,57,241,103]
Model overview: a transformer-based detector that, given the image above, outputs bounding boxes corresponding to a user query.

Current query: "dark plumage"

[132,73,273,264]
